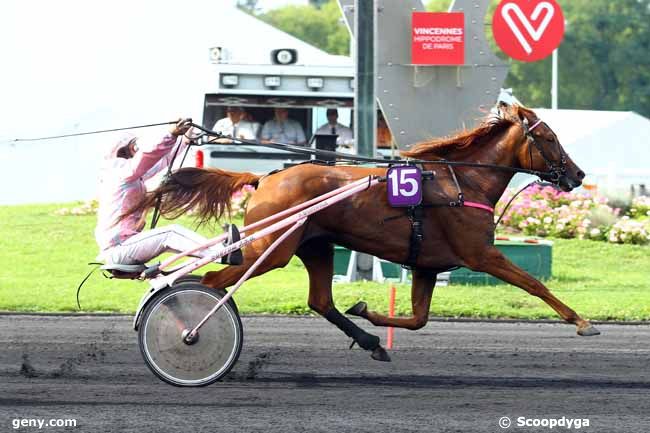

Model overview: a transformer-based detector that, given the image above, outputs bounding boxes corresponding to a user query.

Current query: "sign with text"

[387,165,423,207]
[493,0,565,62]
[412,12,465,65]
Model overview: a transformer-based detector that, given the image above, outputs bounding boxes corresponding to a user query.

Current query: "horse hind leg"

[346,268,437,330]
[201,226,305,291]
[296,239,390,362]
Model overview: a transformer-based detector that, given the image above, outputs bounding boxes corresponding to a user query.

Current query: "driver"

[94,118,222,266]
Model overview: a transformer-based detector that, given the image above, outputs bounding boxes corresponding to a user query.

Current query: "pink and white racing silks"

[94,132,187,261]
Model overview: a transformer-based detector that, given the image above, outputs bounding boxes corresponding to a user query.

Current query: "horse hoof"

[345,301,368,317]
[371,346,391,362]
[577,324,601,337]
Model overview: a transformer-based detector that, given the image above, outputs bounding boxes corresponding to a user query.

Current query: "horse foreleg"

[297,239,390,362]
[470,247,600,336]
[346,269,437,330]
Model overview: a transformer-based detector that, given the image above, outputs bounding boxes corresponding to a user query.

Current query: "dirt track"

[1,315,648,432]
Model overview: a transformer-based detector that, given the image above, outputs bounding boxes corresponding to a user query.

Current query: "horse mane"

[401,104,531,159]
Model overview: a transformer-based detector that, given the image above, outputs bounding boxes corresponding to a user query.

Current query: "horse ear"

[499,104,519,123]
[515,105,533,122]
[519,116,532,136]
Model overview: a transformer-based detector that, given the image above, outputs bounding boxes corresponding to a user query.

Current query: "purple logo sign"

[387,165,422,207]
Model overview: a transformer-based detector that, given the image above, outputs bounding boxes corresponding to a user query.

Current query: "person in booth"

[94,118,242,266]
[241,110,261,139]
[260,107,306,145]
[315,108,354,152]
[211,106,259,143]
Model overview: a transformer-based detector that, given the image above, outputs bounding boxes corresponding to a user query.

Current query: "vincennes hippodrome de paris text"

[413,26,463,50]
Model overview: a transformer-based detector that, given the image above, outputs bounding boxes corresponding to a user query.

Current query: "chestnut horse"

[132,104,598,361]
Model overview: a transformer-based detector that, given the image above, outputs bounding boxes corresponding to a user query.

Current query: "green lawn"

[1,202,649,320]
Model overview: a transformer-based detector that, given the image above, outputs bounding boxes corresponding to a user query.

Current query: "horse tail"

[122,167,260,226]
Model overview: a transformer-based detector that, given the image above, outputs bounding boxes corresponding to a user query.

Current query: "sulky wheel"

[138,281,243,386]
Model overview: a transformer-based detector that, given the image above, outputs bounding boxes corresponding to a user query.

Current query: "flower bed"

[496,184,650,245]
[630,195,650,220]
[229,184,256,218]
[608,217,650,245]
[54,200,98,216]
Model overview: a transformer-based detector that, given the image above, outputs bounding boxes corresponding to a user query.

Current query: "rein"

[7,119,195,230]
[190,121,570,224]
[6,121,178,143]
[188,123,557,180]
[7,119,560,180]
[13,118,564,228]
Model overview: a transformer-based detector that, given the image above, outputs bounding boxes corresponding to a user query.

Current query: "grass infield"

[1,202,649,320]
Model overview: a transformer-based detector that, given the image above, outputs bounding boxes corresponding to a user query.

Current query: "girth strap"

[405,205,425,269]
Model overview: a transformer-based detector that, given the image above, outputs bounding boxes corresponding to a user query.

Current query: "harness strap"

[404,164,429,268]
[529,119,543,131]
[447,165,464,207]
[150,192,163,229]
[405,205,425,269]
[385,164,493,269]
[464,201,495,213]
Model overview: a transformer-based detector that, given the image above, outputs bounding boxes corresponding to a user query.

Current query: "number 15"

[388,168,419,197]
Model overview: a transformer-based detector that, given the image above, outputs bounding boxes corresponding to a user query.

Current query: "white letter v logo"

[502,2,555,54]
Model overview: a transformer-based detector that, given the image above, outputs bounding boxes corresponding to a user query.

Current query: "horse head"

[504,104,585,192]
[401,103,584,193]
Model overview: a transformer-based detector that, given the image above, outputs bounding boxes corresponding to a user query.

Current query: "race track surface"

[1,315,648,433]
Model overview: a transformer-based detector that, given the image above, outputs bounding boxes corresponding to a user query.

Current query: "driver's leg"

[113,225,217,264]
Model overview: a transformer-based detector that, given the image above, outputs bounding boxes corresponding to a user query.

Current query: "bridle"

[489,118,572,228]
[524,118,568,184]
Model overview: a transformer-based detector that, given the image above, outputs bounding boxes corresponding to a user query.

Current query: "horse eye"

[538,133,553,142]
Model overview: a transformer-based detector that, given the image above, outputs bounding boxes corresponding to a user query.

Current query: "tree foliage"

[259,0,350,56]
[425,0,451,12]
[557,0,650,115]
[260,0,649,116]
[425,0,650,116]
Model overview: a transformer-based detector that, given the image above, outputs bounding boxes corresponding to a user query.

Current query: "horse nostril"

[577,170,585,180]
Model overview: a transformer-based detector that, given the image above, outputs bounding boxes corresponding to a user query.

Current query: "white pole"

[551,48,558,109]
